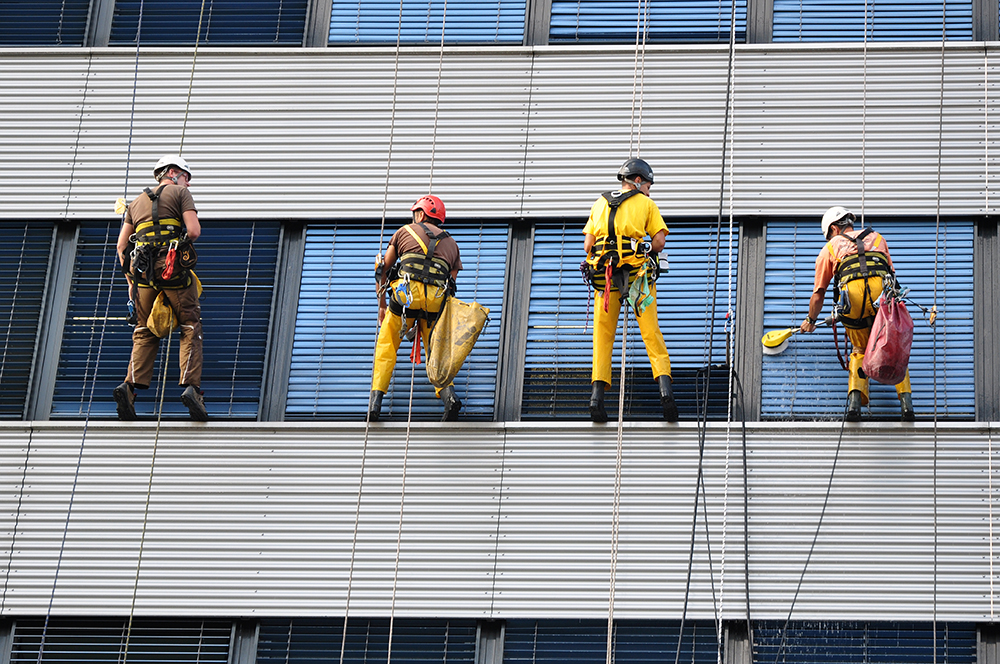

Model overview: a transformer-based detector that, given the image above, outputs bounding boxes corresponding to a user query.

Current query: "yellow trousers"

[591,281,671,386]
[372,280,450,396]
[841,277,912,404]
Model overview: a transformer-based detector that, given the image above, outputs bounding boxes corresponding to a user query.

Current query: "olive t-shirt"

[124,183,197,227]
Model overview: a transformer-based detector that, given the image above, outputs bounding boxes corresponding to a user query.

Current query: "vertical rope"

[178,0,210,154]
[606,305,629,664]
[428,0,449,193]
[341,0,406,658]
[227,222,255,414]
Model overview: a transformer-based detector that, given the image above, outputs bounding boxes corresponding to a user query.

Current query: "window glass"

[0,0,90,46]
[549,0,747,43]
[110,0,308,45]
[329,1,527,44]
[773,0,972,41]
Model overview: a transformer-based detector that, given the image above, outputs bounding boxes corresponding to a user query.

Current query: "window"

[502,619,720,663]
[257,618,477,663]
[522,221,737,420]
[0,222,53,419]
[760,217,974,420]
[51,220,279,420]
[329,1,527,44]
[109,0,308,45]
[9,618,233,664]
[549,0,747,43]
[0,0,90,46]
[772,0,972,41]
[286,222,506,420]
[754,621,976,662]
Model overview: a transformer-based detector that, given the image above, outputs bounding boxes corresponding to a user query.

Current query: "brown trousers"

[125,272,203,389]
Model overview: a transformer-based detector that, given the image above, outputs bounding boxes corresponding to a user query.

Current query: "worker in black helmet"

[583,158,677,423]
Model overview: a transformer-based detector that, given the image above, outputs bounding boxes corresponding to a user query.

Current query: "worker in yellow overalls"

[583,158,677,423]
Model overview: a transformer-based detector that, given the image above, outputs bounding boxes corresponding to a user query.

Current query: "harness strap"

[136,184,183,245]
[593,189,643,268]
[398,222,452,287]
[852,227,874,277]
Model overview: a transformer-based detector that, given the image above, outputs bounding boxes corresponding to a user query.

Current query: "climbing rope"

[605,305,629,664]
[677,0,739,656]
[227,222,255,415]
[628,0,651,155]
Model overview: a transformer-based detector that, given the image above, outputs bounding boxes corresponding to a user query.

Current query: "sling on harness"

[831,227,892,330]
[387,222,453,323]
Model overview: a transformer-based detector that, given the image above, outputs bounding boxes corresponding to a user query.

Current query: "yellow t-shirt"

[583,189,669,268]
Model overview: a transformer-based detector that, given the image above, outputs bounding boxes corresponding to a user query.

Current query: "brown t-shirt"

[124,183,197,227]
[389,222,462,272]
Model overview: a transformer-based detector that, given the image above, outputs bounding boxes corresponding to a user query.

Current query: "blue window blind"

[754,621,977,663]
[286,222,506,420]
[522,220,738,420]
[773,0,972,41]
[760,218,974,420]
[0,0,90,45]
[9,618,233,664]
[51,219,279,420]
[549,0,746,43]
[329,1,527,44]
[502,619,719,663]
[0,222,53,419]
[257,618,477,664]
[109,0,308,45]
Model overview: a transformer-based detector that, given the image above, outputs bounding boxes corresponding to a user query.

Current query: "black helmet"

[617,157,654,184]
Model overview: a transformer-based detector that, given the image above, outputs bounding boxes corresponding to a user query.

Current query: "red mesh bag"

[862,295,914,385]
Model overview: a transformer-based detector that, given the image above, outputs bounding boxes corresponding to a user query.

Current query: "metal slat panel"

[521,221,736,420]
[1,44,997,223]
[760,218,974,420]
[286,222,506,420]
[0,421,993,619]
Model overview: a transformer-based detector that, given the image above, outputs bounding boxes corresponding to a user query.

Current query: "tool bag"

[861,293,913,385]
[426,297,489,389]
[146,273,203,338]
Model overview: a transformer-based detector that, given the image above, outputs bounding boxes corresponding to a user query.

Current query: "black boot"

[846,390,863,422]
[368,390,384,422]
[900,392,915,422]
[658,375,679,422]
[440,385,461,421]
[589,382,607,423]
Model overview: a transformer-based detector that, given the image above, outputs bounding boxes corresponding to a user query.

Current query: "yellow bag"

[426,297,489,388]
[146,272,202,338]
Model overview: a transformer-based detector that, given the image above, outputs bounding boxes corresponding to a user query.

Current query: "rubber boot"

[368,390,384,422]
[899,392,915,422]
[657,375,679,422]
[845,390,863,422]
[113,382,136,421]
[440,385,461,421]
[589,381,607,423]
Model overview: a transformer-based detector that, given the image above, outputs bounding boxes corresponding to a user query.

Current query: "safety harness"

[128,185,193,290]
[387,222,453,323]
[583,190,660,309]
[832,227,892,330]
[590,189,643,271]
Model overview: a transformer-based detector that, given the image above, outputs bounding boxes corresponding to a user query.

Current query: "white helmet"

[821,205,855,239]
[153,154,192,181]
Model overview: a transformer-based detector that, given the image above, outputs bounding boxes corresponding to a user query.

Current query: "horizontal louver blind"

[10,618,233,664]
[329,1,527,44]
[257,618,477,663]
[549,0,746,43]
[0,0,90,45]
[760,218,973,420]
[109,0,307,45]
[772,0,972,41]
[502,620,719,663]
[522,220,737,420]
[51,219,278,420]
[286,222,506,420]
[0,221,52,419]
[753,621,977,663]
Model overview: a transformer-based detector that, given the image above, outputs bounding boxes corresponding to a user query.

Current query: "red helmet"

[410,195,446,224]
